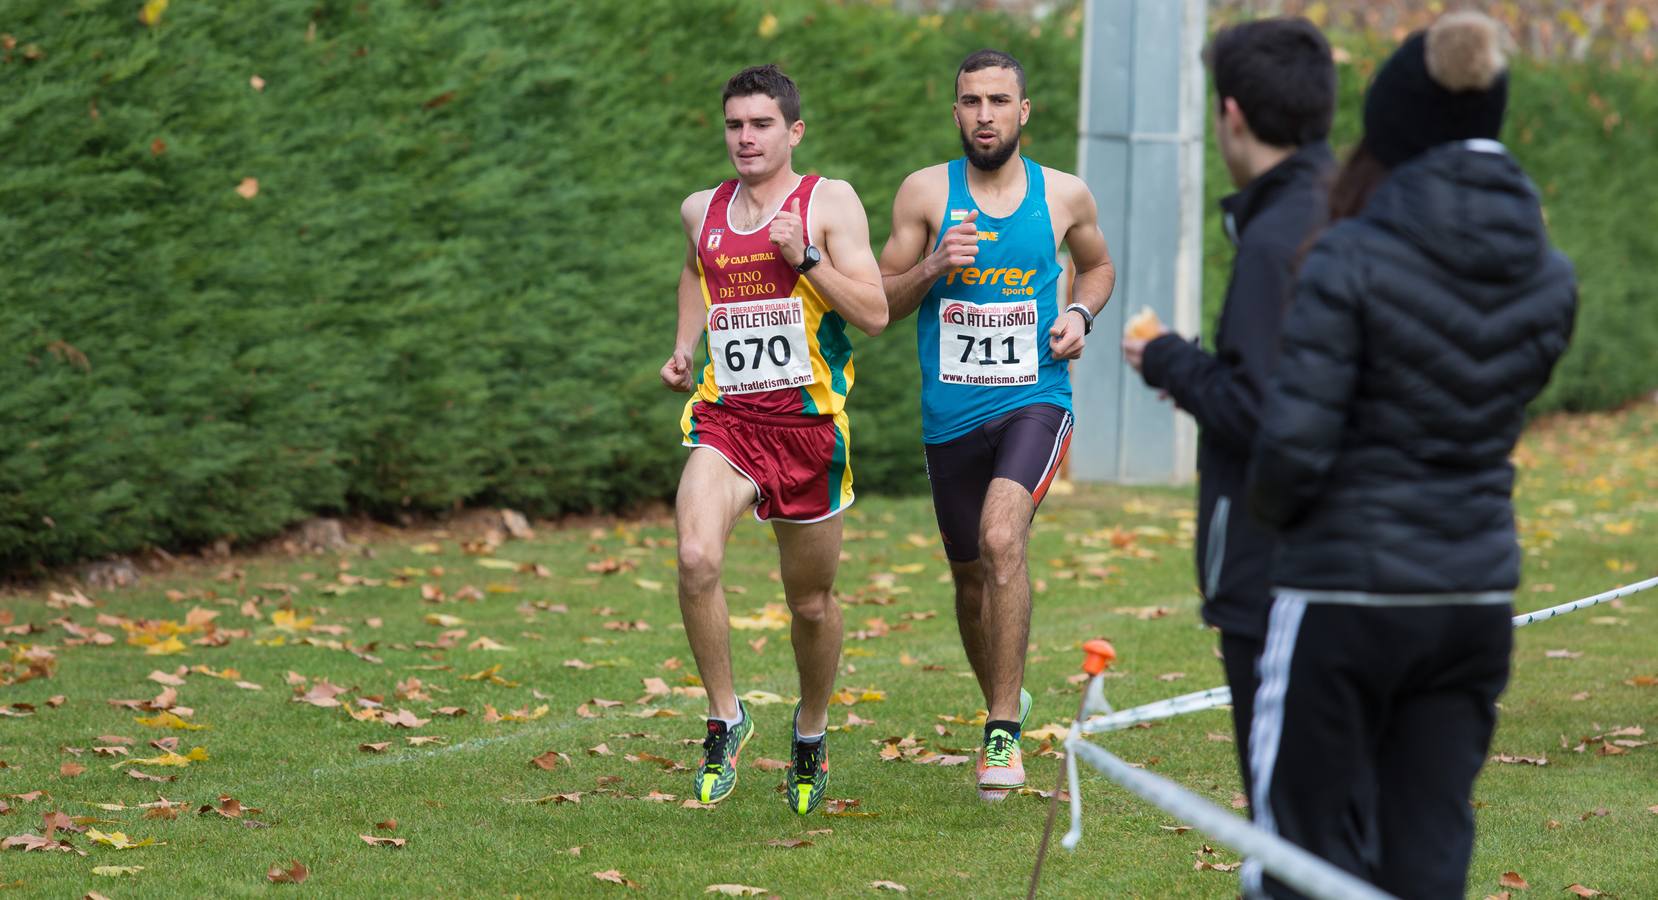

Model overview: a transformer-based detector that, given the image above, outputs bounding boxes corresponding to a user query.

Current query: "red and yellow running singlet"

[683,175,855,418]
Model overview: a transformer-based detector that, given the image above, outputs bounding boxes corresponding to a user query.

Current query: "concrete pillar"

[1070,0,1206,484]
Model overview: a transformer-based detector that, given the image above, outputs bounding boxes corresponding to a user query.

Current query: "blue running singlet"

[916,157,1068,444]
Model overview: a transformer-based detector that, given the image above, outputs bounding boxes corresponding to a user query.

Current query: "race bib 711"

[937,298,1038,387]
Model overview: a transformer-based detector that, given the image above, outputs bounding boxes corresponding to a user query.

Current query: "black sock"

[985,719,1020,742]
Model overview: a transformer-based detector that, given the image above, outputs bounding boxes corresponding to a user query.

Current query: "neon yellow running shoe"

[1019,687,1033,731]
[785,703,829,815]
[694,700,753,804]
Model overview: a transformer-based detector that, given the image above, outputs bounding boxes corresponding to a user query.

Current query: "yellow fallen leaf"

[757,12,779,38]
[134,711,208,731]
[113,747,209,770]
[739,690,789,706]
[93,865,146,876]
[1603,520,1635,535]
[476,558,519,570]
[889,563,926,575]
[460,664,521,687]
[729,603,790,631]
[270,609,314,634]
[138,0,168,27]
[424,614,464,627]
[86,828,160,849]
[145,636,187,656]
[189,665,241,680]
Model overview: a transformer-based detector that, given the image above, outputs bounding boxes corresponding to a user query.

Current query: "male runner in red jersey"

[660,65,886,815]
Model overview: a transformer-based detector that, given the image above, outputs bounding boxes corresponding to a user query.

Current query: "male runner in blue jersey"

[879,49,1115,800]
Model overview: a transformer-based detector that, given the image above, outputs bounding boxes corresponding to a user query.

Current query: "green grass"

[1,405,1655,897]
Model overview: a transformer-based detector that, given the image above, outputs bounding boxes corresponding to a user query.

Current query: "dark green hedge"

[2,1,1651,570]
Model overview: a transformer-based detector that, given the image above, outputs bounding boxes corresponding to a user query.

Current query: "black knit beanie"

[1363,13,1511,168]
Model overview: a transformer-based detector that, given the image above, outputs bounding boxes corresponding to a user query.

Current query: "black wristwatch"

[795,245,821,274]
[1065,303,1094,335]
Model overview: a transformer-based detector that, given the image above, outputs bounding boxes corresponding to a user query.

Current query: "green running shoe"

[785,704,830,816]
[694,700,753,804]
[1019,687,1033,731]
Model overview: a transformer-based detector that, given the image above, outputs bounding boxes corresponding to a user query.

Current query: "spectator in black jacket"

[1122,17,1335,803]
[1241,12,1577,899]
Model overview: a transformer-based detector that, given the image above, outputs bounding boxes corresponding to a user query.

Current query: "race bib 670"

[708,297,815,395]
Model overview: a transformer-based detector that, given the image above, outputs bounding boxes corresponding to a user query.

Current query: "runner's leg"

[978,476,1034,722]
[925,432,995,707]
[773,515,845,735]
[677,447,760,720]
[950,559,992,704]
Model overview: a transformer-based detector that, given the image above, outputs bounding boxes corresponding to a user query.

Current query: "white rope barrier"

[1509,575,1658,628]
[1078,685,1232,735]
[1072,577,1658,736]
[1041,577,1655,898]
[1061,735,1397,900]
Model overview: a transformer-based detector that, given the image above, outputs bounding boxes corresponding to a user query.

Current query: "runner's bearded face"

[954,67,1027,172]
[724,94,801,181]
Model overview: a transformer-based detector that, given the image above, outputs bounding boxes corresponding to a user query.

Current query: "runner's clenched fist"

[928,209,979,277]
[769,197,807,268]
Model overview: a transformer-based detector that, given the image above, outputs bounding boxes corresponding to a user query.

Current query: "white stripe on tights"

[1242,591,1308,899]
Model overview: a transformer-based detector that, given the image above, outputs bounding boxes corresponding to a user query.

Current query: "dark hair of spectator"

[1205,18,1336,147]
[723,64,801,124]
[1327,141,1391,222]
[956,49,1026,99]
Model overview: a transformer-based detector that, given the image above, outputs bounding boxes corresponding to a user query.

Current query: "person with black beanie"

[1122,16,1336,808]
[1241,12,1577,899]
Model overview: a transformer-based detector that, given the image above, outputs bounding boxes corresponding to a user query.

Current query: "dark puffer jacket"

[1247,141,1576,597]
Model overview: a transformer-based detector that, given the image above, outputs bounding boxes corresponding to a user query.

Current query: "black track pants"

[1243,597,1512,900]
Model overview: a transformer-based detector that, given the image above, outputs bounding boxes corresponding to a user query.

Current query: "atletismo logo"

[942,302,967,326]
[708,307,731,331]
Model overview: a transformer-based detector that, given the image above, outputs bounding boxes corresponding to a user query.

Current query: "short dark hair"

[956,48,1026,99]
[1205,18,1335,147]
[722,64,801,124]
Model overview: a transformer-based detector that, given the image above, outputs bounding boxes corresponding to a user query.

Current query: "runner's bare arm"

[879,168,975,322]
[661,190,713,392]
[1047,172,1115,360]
[803,179,888,337]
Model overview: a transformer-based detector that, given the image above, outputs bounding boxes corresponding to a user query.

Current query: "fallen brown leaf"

[870,881,908,892]
[1498,871,1529,889]
[594,869,640,888]
[530,751,563,771]
[1490,754,1548,766]
[359,742,390,754]
[267,860,308,884]
[359,834,406,848]
[767,838,812,849]
[1564,885,1603,898]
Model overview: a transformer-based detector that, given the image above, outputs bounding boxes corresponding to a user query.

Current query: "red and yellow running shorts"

[680,401,854,523]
